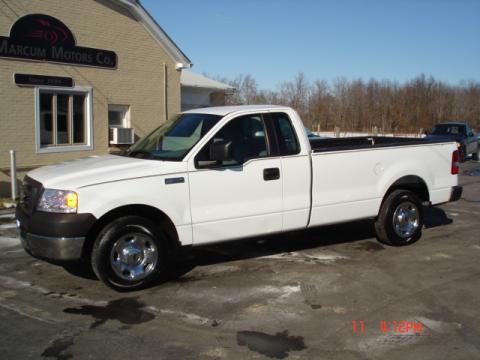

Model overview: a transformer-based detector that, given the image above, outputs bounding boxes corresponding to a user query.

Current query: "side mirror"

[210,140,233,161]
[196,140,233,168]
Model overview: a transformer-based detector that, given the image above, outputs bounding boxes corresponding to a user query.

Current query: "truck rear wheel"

[375,190,423,246]
[459,146,466,162]
[473,147,479,161]
[91,215,167,291]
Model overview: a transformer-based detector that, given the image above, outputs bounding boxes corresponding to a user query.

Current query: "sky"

[142,0,480,89]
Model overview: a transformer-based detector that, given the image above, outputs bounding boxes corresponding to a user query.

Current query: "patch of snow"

[261,251,349,264]
[0,236,20,248]
[0,302,57,324]
[0,275,108,306]
[148,306,213,326]
[416,317,462,334]
[358,332,422,352]
[0,275,49,294]
[260,285,301,299]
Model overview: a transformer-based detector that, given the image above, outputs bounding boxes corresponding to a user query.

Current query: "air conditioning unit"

[109,127,135,145]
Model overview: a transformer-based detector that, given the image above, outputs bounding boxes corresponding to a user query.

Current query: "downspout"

[164,63,168,121]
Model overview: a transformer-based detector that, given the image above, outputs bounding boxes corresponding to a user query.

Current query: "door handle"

[263,167,280,181]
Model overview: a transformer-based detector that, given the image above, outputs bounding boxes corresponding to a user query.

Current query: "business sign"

[14,73,74,87]
[0,14,117,68]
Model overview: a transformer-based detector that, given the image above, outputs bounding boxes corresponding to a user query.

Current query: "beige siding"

[0,0,181,195]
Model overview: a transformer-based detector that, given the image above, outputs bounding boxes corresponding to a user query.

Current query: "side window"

[466,125,473,136]
[271,113,300,155]
[196,114,268,166]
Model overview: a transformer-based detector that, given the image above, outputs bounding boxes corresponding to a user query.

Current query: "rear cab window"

[268,112,300,156]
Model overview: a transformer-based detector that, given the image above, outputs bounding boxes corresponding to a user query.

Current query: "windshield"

[431,124,466,136]
[124,113,222,160]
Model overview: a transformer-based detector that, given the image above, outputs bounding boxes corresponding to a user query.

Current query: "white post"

[9,149,17,201]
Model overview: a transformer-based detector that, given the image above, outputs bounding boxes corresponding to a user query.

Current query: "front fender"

[76,175,192,245]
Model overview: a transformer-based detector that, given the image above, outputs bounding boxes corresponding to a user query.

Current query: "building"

[181,71,235,111]
[0,0,191,196]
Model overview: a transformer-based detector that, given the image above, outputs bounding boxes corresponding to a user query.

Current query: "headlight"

[37,189,78,213]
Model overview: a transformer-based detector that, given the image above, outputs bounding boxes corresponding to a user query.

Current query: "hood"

[27,155,187,190]
[424,134,465,144]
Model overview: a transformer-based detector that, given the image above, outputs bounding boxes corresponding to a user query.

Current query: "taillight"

[451,150,459,175]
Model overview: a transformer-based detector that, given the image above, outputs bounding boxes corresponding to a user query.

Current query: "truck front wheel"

[91,216,167,291]
[375,190,423,246]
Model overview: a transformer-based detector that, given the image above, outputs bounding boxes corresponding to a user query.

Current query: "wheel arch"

[381,175,430,209]
[82,204,180,260]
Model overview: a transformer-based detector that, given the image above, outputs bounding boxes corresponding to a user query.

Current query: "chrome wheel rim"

[110,232,158,281]
[392,201,419,239]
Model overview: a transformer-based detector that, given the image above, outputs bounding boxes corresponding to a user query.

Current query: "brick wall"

[0,0,182,195]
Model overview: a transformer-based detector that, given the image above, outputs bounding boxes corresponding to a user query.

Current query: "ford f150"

[425,122,479,161]
[16,105,462,290]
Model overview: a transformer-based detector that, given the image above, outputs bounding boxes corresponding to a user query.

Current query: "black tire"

[91,215,167,291]
[459,146,466,162]
[473,146,479,161]
[374,190,423,246]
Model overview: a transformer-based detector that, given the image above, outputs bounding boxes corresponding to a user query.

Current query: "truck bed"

[310,136,453,153]
[308,136,457,228]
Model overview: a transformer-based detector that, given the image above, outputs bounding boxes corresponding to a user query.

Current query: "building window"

[108,105,130,144]
[35,86,93,153]
[108,105,129,128]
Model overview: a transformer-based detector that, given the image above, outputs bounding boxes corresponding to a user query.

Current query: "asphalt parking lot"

[0,161,479,360]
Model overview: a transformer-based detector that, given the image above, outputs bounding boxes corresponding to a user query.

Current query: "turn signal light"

[65,192,78,208]
[451,150,459,175]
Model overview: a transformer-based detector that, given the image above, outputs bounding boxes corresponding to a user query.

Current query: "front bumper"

[16,206,96,261]
[450,186,463,202]
[18,227,86,261]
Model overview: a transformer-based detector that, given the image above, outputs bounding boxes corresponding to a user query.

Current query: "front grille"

[19,176,42,215]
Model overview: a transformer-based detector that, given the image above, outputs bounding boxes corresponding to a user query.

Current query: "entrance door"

[188,113,283,244]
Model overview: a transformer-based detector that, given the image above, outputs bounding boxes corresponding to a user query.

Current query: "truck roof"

[435,121,468,126]
[182,105,290,116]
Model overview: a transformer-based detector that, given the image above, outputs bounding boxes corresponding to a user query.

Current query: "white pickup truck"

[16,105,462,290]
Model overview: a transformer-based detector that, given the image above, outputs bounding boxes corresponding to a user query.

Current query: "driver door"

[187,113,283,244]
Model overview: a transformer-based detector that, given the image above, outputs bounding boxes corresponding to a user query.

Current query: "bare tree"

[211,72,480,132]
